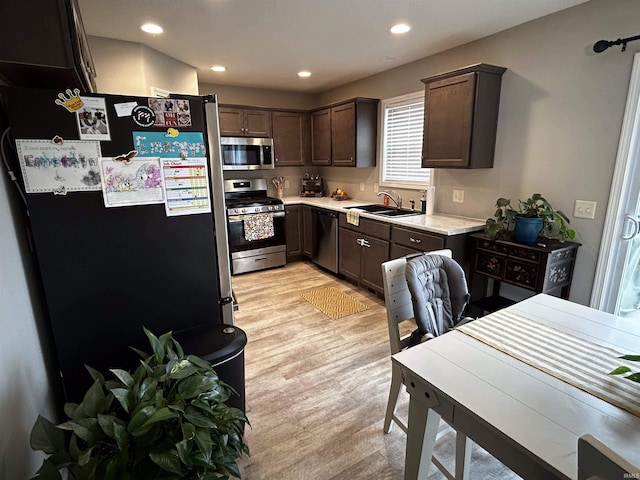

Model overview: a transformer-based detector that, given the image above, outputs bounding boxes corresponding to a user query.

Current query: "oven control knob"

[268,206,273,211]
[241,208,246,213]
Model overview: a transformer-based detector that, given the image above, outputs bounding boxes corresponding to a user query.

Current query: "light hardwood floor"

[232,261,516,480]
[233,261,407,479]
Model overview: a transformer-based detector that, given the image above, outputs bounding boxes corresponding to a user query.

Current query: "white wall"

[0,166,57,478]
[89,36,199,96]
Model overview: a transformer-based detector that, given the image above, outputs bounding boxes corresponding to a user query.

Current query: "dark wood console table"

[469,233,581,314]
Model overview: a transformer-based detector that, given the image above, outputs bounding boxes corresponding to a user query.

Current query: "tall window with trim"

[380,91,432,188]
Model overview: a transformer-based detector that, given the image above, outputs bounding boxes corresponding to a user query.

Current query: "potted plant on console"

[485,193,576,243]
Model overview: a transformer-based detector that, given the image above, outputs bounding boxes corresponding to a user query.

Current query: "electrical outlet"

[359,183,365,192]
[452,189,465,203]
[574,200,597,219]
[374,183,379,193]
[284,180,289,188]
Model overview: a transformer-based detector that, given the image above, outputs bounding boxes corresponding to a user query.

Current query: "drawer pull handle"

[410,237,422,244]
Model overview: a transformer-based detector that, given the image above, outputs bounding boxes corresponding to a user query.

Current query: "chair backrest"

[578,434,639,480]
[381,250,452,355]
[405,253,470,338]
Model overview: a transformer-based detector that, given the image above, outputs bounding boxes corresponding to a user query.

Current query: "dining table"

[392,293,640,479]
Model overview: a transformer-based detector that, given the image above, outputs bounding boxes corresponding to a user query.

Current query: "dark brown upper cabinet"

[421,63,506,169]
[0,0,96,92]
[272,110,308,166]
[218,106,272,137]
[310,108,332,165]
[310,98,379,167]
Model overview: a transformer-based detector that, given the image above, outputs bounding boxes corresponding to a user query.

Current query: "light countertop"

[281,196,486,236]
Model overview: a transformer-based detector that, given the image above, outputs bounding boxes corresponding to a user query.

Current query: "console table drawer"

[475,237,541,263]
[504,258,540,291]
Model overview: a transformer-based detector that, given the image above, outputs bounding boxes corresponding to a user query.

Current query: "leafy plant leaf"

[610,366,631,375]
[626,372,640,383]
[110,369,135,388]
[149,449,183,474]
[127,405,156,436]
[30,416,65,454]
[620,355,640,362]
[110,388,133,413]
[144,327,165,363]
[178,375,219,399]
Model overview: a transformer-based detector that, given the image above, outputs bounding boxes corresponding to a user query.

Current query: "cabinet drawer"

[475,237,540,263]
[392,226,444,251]
[339,215,390,240]
[504,258,539,291]
[474,250,505,279]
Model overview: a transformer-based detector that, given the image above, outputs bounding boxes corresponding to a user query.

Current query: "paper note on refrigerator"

[161,157,211,216]
[15,139,102,193]
[100,157,164,207]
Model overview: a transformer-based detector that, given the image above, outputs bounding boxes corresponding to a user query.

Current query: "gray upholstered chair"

[381,250,474,479]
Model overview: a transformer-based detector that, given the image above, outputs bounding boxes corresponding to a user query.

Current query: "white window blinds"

[381,92,431,186]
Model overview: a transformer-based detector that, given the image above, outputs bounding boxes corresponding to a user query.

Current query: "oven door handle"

[228,211,285,223]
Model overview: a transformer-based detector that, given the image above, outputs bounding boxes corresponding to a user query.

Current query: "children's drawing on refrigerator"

[100,157,163,207]
[15,139,102,193]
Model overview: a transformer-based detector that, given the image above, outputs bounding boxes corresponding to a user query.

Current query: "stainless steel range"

[224,178,286,275]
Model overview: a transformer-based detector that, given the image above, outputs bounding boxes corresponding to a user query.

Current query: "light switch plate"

[574,200,597,219]
[374,183,379,193]
[284,180,289,188]
[452,189,465,203]
[359,183,365,192]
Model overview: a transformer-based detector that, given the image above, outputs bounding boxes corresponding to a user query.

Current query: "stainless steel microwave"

[220,137,274,170]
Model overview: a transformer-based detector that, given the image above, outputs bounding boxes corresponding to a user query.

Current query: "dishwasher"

[312,208,339,273]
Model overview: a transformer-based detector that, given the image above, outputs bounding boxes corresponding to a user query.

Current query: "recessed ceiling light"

[390,23,411,35]
[140,23,163,34]
[298,71,311,78]
[211,65,227,72]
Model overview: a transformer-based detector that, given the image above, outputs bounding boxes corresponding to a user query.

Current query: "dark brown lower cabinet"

[338,215,390,294]
[285,205,302,260]
[302,206,313,257]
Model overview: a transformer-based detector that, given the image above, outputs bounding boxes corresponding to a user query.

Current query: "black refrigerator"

[0,86,239,403]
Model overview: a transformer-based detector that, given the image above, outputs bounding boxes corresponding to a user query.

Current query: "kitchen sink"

[347,204,392,213]
[347,205,422,217]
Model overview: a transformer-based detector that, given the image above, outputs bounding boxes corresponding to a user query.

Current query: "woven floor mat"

[301,287,369,319]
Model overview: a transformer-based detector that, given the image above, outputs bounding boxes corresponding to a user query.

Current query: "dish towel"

[244,213,275,241]
[346,208,364,226]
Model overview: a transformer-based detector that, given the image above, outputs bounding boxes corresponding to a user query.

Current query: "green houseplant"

[610,355,640,383]
[485,193,576,243]
[30,328,249,480]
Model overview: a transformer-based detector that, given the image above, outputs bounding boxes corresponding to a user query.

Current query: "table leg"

[405,394,441,480]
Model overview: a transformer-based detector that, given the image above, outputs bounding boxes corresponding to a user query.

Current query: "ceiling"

[76,0,590,94]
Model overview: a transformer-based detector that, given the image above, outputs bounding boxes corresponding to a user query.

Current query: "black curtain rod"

[593,34,640,53]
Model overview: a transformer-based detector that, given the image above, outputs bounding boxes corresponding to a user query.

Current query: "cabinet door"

[302,206,313,257]
[331,102,356,166]
[273,111,306,166]
[285,205,302,258]
[310,108,331,165]
[218,107,246,136]
[360,235,389,293]
[244,110,272,137]
[422,72,475,168]
[338,228,361,281]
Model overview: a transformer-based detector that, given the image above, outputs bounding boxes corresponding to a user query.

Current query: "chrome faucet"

[377,190,402,208]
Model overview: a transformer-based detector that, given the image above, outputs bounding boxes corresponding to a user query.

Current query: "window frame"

[378,91,433,190]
